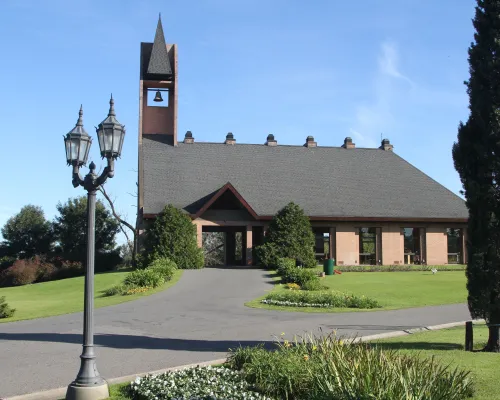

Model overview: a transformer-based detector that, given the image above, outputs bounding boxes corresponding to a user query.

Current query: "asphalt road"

[0,267,470,397]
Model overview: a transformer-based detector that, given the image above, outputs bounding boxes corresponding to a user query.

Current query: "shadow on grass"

[373,341,463,351]
[0,332,275,352]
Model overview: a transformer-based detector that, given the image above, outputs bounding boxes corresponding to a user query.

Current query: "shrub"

[54,259,84,280]
[147,257,177,281]
[143,204,204,269]
[301,278,323,291]
[0,255,16,271]
[276,258,320,289]
[129,366,270,400]
[104,284,128,297]
[0,296,15,319]
[256,202,316,269]
[285,283,301,290]
[262,290,380,309]
[124,269,164,288]
[227,332,474,400]
[4,259,39,286]
[254,242,281,268]
[95,250,122,273]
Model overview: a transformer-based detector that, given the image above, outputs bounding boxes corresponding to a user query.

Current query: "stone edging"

[4,319,485,400]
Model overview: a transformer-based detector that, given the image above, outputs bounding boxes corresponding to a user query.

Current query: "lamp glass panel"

[65,138,71,162]
[70,138,80,163]
[97,128,105,154]
[104,128,113,153]
[79,140,89,164]
[112,129,122,153]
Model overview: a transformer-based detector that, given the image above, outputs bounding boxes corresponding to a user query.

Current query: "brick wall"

[381,224,403,265]
[426,227,448,265]
[336,225,358,265]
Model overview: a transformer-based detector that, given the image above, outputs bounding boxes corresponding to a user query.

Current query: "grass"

[374,324,499,400]
[0,269,183,323]
[246,270,467,312]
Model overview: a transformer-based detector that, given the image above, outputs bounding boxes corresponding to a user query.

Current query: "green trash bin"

[324,258,334,275]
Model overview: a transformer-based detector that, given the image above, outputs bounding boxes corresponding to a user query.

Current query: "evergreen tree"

[452,0,500,352]
[53,196,120,265]
[256,202,316,268]
[1,205,53,258]
[143,204,204,269]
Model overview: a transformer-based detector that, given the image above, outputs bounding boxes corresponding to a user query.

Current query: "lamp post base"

[65,381,109,400]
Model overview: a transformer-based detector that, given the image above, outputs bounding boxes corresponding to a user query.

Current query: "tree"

[452,0,500,352]
[1,205,52,258]
[143,204,204,269]
[256,202,316,268]
[53,196,120,264]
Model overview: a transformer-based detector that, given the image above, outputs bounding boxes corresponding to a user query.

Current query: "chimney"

[183,131,194,144]
[304,135,317,148]
[265,134,277,146]
[380,138,393,151]
[225,132,236,145]
[342,137,355,149]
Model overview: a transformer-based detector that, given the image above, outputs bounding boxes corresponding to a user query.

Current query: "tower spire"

[147,13,173,77]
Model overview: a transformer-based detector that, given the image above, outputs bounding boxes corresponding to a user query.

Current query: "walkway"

[0,267,470,397]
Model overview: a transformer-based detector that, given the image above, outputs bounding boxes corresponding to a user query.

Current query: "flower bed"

[129,365,271,400]
[262,290,381,309]
[332,264,466,272]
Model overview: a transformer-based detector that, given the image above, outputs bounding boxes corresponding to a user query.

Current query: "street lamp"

[64,95,125,400]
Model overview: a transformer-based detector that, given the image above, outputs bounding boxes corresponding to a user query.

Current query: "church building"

[137,17,469,267]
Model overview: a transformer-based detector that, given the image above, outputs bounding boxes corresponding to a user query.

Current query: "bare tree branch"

[98,185,135,256]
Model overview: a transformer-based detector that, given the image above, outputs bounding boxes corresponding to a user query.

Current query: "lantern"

[96,95,126,159]
[64,106,92,166]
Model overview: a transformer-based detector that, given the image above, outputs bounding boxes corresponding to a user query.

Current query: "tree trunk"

[484,324,500,352]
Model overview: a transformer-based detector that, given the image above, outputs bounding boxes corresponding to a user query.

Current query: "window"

[359,228,376,265]
[403,228,422,264]
[313,228,330,261]
[447,228,462,264]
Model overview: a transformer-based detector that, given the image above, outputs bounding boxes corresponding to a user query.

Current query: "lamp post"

[64,95,125,400]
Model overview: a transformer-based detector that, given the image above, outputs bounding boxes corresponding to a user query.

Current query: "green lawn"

[374,324,499,400]
[246,270,467,312]
[0,269,183,323]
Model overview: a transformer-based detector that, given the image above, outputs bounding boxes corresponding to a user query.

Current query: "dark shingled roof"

[146,16,173,78]
[142,135,468,220]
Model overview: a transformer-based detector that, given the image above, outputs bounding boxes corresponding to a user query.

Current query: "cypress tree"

[452,0,500,352]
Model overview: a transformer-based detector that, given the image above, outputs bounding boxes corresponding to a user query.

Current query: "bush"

[262,290,380,309]
[147,257,177,281]
[3,259,39,286]
[143,204,204,269]
[0,296,15,319]
[53,258,83,280]
[276,257,320,289]
[0,255,16,271]
[227,332,474,400]
[301,279,323,291]
[124,269,164,288]
[254,242,281,269]
[256,202,316,269]
[95,250,122,273]
[129,366,270,400]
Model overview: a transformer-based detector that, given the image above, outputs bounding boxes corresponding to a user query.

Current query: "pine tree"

[256,202,316,269]
[452,0,500,352]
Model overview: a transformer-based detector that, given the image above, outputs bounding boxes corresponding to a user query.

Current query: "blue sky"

[0,0,475,244]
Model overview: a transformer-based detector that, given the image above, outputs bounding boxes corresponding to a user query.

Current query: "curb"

[4,320,485,400]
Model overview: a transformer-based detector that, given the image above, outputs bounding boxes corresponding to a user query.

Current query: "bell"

[153,90,163,102]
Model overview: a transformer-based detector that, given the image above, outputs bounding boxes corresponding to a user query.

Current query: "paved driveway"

[0,267,470,397]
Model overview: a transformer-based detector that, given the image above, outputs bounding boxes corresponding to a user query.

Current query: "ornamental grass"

[227,332,474,400]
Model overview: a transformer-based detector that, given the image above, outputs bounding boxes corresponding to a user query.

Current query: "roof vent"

[265,134,277,146]
[342,137,355,149]
[184,131,194,144]
[225,132,236,145]
[304,135,317,148]
[380,138,393,151]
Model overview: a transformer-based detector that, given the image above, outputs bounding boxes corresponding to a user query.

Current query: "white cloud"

[350,40,410,147]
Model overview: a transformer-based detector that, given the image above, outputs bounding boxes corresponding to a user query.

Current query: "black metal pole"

[71,189,104,386]
[465,320,473,351]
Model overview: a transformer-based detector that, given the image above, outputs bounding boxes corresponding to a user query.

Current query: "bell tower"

[138,15,178,220]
